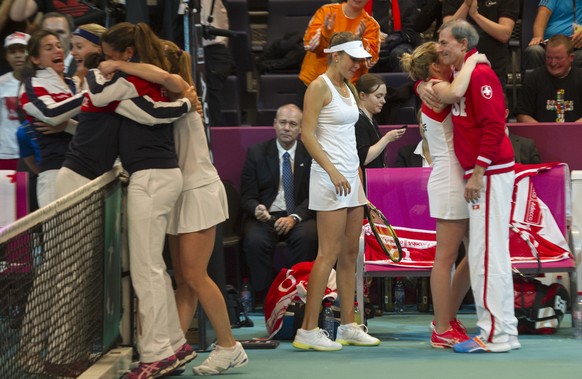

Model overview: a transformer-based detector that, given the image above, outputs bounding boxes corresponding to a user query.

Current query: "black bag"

[273,301,340,340]
[225,285,254,328]
[272,301,304,340]
[513,277,569,334]
[255,32,305,74]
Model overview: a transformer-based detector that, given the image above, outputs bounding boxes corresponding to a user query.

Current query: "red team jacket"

[451,49,515,178]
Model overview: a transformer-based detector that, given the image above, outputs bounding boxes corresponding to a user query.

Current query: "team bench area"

[356,165,579,324]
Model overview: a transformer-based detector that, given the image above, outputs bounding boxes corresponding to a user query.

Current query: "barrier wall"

[210,125,417,190]
[507,123,582,170]
[210,123,582,190]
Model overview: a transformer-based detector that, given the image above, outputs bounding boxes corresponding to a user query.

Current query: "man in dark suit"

[508,132,542,165]
[395,142,424,168]
[240,104,318,299]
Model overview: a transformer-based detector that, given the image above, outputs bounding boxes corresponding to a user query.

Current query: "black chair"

[224,0,252,93]
[264,0,328,49]
[220,75,242,126]
[508,19,521,110]
[520,0,537,61]
[519,0,538,73]
[256,74,301,125]
[377,72,418,125]
[507,0,537,112]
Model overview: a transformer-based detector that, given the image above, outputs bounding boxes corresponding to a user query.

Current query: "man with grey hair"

[434,19,520,353]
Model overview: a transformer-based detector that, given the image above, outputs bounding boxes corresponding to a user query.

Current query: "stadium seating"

[376,72,418,125]
[256,74,301,125]
[264,0,327,49]
[221,75,242,126]
[224,0,252,93]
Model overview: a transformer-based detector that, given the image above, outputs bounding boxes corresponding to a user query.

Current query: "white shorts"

[166,180,229,235]
[427,158,468,220]
[309,169,366,211]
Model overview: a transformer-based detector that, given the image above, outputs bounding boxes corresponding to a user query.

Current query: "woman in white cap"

[0,31,30,171]
[292,31,380,352]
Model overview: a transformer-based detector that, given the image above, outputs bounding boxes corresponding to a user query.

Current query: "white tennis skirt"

[309,169,367,211]
[427,158,469,220]
[167,180,229,235]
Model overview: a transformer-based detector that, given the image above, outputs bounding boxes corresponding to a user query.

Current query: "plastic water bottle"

[394,278,405,312]
[383,278,394,312]
[240,278,253,314]
[323,300,335,339]
[354,301,362,325]
[417,277,430,312]
[574,291,582,340]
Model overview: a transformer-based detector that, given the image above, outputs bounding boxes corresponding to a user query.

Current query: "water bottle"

[353,301,362,325]
[573,291,582,340]
[394,277,405,312]
[383,278,394,312]
[322,300,335,340]
[240,278,253,314]
[417,277,430,312]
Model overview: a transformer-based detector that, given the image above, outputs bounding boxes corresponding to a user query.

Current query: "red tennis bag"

[513,277,569,334]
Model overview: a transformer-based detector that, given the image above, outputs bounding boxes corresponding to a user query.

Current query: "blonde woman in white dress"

[292,31,380,352]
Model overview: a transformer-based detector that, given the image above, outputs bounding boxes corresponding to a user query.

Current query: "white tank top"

[421,103,456,166]
[312,74,360,177]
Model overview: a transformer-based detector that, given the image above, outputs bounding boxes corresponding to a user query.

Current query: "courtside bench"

[356,166,580,324]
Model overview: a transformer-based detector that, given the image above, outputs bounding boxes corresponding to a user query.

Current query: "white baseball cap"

[323,40,372,59]
[5,32,31,48]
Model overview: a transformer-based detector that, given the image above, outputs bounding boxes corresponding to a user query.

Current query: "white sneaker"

[192,341,248,376]
[335,323,380,346]
[509,335,521,350]
[292,328,342,351]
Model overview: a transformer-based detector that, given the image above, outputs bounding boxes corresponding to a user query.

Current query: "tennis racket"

[510,224,542,278]
[365,201,403,263]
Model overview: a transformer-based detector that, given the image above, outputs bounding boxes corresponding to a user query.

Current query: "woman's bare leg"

[431,219,468,333]
[170,227,236,347]
[168,234,198,333]
[336,206,364,325]
[301,208,347,329]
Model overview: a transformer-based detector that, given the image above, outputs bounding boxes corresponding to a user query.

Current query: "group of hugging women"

[19,21,247,378]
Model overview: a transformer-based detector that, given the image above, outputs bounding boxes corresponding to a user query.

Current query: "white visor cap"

[323,40,372,59]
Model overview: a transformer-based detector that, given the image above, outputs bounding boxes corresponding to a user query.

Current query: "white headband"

[323,40,372,59]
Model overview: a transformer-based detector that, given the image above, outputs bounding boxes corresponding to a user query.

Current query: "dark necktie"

[282,152,295,214]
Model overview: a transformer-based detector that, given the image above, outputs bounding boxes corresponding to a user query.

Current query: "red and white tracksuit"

[452,49,518,344]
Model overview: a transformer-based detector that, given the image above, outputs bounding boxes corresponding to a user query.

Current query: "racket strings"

[367,205,403,263]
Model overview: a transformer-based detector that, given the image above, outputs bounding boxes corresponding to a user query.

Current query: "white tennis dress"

[166,111,228,234]
[309,74,367,211]
[422,103,468,220]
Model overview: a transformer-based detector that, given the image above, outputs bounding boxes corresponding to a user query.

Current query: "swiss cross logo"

[472,204,480,210]
[481,85,493,99]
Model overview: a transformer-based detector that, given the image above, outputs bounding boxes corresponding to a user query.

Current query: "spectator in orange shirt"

[296,0,380,107]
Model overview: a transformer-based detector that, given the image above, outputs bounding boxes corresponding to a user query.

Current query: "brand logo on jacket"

[481,85,493,99]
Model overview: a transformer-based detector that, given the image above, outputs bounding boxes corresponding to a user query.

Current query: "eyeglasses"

[276,119,299,128]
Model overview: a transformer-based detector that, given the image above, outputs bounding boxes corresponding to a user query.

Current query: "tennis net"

[0,166,125,378]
